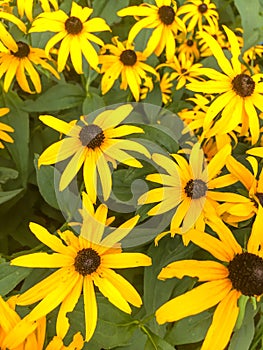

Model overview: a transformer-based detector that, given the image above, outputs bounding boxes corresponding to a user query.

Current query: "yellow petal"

[94,104,133,130]
[11,252,73,268]
[83,276,97,341]
[158,260,229,281]
[39,115,76,135]
[207,144,231,181]
[155,279,232,324]
[102,252,151,268]
[201,289,240,350]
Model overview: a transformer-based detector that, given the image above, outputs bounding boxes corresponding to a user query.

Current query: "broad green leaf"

[0,262,32,296]
[0,167,18,184]
[0,188,24,205]
[92,0,130,25]
[23,83,85,112]
[144,327,175,350]
[234,0,263,51]
[82,92,105,115]
[3,91,29,187]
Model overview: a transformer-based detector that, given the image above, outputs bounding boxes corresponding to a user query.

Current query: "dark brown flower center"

[74,248,101,276]
[181,68,187,74]
[198,3,208,13]
[232,74,255,97]
[65,16,83,34]
[12,41,30,58]
[186,39,194,46]
[120,50,137,66]
[228,252,263,296]
[79,124,105,149]
[184,179,207,199]
[158,5,175,25]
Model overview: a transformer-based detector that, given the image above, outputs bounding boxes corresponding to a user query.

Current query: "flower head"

[0,39,60,93]
[187,25,263,144]
[155,206,263,350]
[38,104,150,203]
[177,0,219,32]
[29,1,110,73]
[99,37,158,101]
[11,193,151,341]
[117,0,186,61]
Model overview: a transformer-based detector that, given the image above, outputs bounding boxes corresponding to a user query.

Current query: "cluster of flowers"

[1,0,263,349]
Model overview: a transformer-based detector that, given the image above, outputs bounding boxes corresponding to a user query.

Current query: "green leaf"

[34,155,81,221]
[68,295,137,349]
[23,83,85,112]
[82,91,105,115]
[234,0,263,51]
[144,327,175,350]
[0,188,24,205]
[3,91,29,187]
[0,167,19,184]
[92,0,130,25]
[166,310,212,345]
[0,262,32,296]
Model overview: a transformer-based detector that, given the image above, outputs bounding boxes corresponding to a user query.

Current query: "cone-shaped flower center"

[184,179,207,199]
[65,16,83,34]
[79,124,105,149]
[158,6,175,25]
[228,252,263,296]
[232,74,255,97]
[198,3,208,13]
[74,248,101,276]
[120,50,137,66]
[12,41,30,58]
[187,39,194,46]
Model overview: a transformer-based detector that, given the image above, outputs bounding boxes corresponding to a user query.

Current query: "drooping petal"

[155,279,232,324]
[83,276,97,341]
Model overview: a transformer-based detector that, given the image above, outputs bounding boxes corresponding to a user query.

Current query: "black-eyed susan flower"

[11,193,152,342]
[99,37,158,102]
[0,107,14,149]
[38,104,150,203]
[29,1,110,74]
[176,34,200,62]
[157,53,204,90]
[117,0,186,61]
[0,295,46,349]
[243,45,263,74]
[0,39,60,93]
[155,206,263,350]
[177,0,219,32]
[187,25,263,144]
[138,143,244,238]
[160,72,173,104]
[17,0,58,22]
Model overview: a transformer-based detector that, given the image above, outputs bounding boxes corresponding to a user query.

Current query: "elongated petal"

[158,260,229,281]
[28,222,71,255]
[56,274,83,339]
[247,204,263,254]
[156,279,232,324]
[201,289,240,350]
[100,268,142,307]
[207,144,231,181]
[93,274,131,314]
[39,115,76,135]
[11,252,73,268]
[83,276,97,341]
[102,252,151,268]
[94,104,133,130]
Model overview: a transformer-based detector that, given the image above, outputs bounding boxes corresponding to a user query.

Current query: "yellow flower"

[157,53,204,90]
[117,0,186,61]
[160,72,173,104]
[11,193,151,342]
[177,0,219,32]
[0,107,14,149]
[99,37,158,101]
[0,38,60,93]
[155,206,263,350]
[38,104,150,203]
[29,1,110,73]
[138,143,240,239]
[187,25,263,144]
[17,0,58,21]
[176,34,200,62]
[0,295,46,349]
[243,44,263,74]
